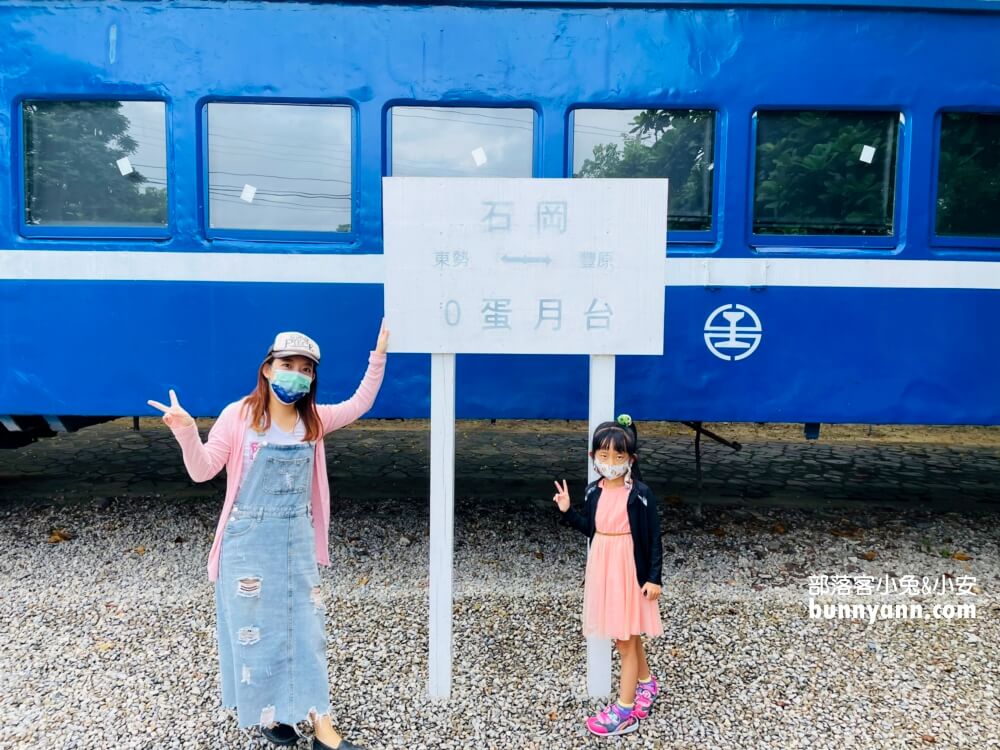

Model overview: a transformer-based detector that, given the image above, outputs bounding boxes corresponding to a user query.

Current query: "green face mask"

[269,369,312,404]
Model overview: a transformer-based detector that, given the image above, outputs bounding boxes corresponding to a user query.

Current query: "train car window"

[23,100,167,228]
[936,112,1000,238]
[206,102,352,233]
[753,111,899,236]
[390,106,534,176]
[572,109,714,232]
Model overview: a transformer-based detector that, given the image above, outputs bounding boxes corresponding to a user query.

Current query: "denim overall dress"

[215,441,331,729]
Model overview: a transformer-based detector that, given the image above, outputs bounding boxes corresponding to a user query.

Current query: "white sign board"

[383,177,667,355]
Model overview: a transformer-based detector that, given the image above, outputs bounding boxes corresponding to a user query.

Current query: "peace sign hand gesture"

[552,479,571,513]
[147,389,195,430]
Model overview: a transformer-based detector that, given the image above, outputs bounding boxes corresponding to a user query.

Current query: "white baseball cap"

[268,331,321,364]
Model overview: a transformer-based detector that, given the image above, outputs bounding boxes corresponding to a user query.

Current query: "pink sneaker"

[586,702,639,736]
[633,676,659,720]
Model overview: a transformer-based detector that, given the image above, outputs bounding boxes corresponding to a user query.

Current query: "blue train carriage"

[1,0,999,448]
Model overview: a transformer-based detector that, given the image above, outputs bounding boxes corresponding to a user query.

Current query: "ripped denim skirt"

[215,441,330,729]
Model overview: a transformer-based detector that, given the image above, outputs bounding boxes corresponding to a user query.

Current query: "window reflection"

[573,109,714,231]
[390,106,534,177]
[936,112,1000,238]
[23,100,167,227]
[207,103,353,233]
[753,111,899,236]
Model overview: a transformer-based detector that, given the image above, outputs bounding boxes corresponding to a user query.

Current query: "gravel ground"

[2,493,998,750]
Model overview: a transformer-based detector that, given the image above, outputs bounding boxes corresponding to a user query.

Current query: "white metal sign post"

[383,177,667,700]
[428,352,456,699]
[587,353,616,695]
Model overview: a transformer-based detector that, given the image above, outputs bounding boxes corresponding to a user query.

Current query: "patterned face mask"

[269,369,312,404]
[594,458,631,480]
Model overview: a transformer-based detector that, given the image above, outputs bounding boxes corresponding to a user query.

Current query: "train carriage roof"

[340,0,1000,11]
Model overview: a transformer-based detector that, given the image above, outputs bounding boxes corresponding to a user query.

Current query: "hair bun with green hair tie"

[617,413,632,427]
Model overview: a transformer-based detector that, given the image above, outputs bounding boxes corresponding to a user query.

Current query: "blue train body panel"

[4,280,998,423]
[1,1,999,424]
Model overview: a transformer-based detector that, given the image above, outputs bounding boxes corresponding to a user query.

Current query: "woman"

[149,324,388,749]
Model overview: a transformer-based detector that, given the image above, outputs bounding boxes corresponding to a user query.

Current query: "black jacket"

[559,478,663,587]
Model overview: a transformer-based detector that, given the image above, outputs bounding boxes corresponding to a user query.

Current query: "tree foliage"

[936,113,1000,237]
[753,112,898,236]
[576,109,714,231]
[24,101,166,226]
[576,109,928,237]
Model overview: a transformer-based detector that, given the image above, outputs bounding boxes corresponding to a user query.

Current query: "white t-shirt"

[239,417,307,490]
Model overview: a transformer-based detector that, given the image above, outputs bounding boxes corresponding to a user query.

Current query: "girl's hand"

[147,389,195,429]
[552,479,571,512]
[641,582,662,602]
[375,318,390,354]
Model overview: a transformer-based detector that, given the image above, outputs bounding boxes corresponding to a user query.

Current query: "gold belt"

[595,530,631,536]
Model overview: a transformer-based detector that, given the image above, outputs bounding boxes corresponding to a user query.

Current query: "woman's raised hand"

[552,479,571,512]
[375,317,390,354]
[147,389,195,429]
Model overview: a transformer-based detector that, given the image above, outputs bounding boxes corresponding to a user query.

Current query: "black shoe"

[261,722,299,746]
[313,737,366,750]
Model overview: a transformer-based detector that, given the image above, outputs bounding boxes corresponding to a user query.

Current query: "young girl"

[553,414,664,737]
[148,325,388,750]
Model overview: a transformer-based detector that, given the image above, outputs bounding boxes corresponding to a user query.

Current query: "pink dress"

[583,480,664,641]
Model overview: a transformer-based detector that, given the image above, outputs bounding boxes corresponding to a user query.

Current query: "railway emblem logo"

[704,303,762,361]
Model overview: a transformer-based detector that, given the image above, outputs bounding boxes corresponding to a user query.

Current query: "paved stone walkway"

[1,418,998,512]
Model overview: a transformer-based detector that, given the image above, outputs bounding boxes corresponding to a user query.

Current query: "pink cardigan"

[169,351,386,581]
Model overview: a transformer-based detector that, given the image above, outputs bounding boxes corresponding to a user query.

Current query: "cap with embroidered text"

[268,331,321,364]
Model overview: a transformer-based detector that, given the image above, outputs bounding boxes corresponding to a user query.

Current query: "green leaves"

[752,111,899,236]
[936,113,1000,237]
[576,109,714,231]
[23,100,167,227]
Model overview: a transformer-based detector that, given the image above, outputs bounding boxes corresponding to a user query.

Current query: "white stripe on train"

[2,251,1000,289]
